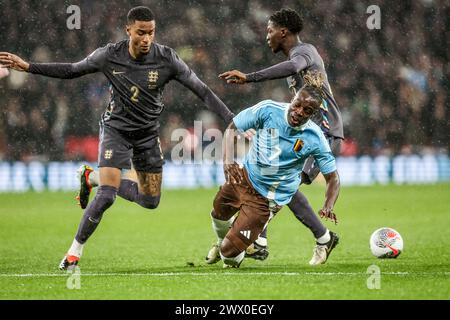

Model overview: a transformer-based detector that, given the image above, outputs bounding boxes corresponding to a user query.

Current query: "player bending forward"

[207,71,341,268]
[219,8,344,262]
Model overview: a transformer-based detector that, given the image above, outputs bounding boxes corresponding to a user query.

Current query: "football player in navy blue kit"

[1,6,234,270]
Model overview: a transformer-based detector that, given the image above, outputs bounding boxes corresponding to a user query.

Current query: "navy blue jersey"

[29,40,234,132]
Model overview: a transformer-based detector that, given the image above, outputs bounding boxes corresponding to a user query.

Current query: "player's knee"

[211,209,220,219]
[137,172,162,197]
[213,201,236,221]
[137,195,160,209]
[212,204,227,220]
[94,185,118,210]
[213,194,222,215]
[212,200,225,219]
[211,209,235,222]
[220,238,242,258]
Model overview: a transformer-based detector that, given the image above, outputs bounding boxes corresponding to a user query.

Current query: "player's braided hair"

[269,8,303,34]
[301,71,326,107]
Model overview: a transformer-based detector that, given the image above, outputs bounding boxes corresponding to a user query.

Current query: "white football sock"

[68,239,84,258]
[89,170,99,187]
[211,213,233,244]
[316,229,331,245]
[221,251,245,267]
[255,236,267,247]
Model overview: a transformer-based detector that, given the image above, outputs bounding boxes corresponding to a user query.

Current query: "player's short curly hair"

[269,8,303,34]
[127,6,155,24]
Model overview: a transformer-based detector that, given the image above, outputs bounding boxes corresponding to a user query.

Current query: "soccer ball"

[370,227,403,258]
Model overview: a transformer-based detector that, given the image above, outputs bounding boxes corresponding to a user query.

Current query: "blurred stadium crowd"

[0,0,448,162]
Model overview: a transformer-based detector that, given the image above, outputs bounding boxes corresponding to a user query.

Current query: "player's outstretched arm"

[219,55,308,84]
[319,171,340,224]
[1,47,105,79]
[0,52,30,72]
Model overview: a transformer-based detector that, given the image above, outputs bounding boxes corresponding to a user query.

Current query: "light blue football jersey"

[233,100,336,205]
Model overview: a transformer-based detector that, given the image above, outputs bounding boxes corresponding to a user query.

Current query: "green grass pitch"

[0,183,449,299]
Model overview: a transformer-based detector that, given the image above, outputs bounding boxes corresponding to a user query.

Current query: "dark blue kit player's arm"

[245,53,308,82]
[170,50,234,124]
[28,46,108,79]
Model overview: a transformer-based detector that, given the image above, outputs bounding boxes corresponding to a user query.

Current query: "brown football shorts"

[213,166,282,253]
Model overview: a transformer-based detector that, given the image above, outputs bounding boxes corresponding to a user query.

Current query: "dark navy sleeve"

[170,49,234,124]
[245,48,310,82]
[312,133,336,175]
[28,45,109,79]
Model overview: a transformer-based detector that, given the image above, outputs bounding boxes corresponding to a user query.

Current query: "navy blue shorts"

[98,124,164,173]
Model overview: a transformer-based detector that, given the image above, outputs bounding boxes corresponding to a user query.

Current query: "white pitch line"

[0,271,448,278]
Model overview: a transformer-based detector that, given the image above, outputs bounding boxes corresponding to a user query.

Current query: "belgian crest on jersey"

[148,70,159,89]
[293,139,304,152]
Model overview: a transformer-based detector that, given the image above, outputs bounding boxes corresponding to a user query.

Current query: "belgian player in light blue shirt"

[218,8,344,263]
[233,99,336,205]
[207,71,340,268]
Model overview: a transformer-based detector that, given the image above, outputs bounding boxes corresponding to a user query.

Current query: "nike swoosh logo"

[112,70,125,75]
[88,217,98,223]
[384,243,399,257]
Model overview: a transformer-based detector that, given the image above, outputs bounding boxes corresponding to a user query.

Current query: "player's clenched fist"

[0,52,30,72]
